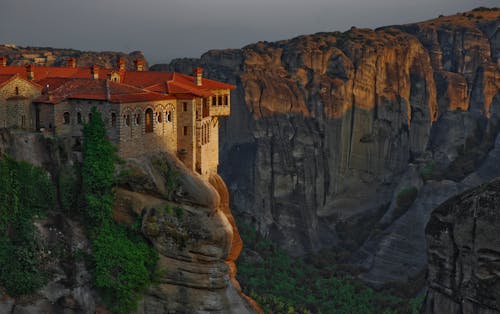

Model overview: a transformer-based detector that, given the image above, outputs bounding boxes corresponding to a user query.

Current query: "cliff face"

[156,9,500,285]
[0,131,255,314]
[423,178,500,314]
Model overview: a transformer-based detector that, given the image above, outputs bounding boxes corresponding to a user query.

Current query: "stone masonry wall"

[118,100,178,158]
[177,99,196,171]
[0,77,41,129]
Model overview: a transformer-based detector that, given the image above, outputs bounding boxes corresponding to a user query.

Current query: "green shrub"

[59,164,82,212]
[236,220,415,314]
[420,161,436,180]
[93,224,158,314]
[174,206,184,220]
[396,187,418,209]
[0,156,55,296]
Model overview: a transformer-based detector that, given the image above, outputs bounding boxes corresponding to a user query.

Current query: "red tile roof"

[0,74,16,87]
[0,64,235,103]
[33,79,173,104]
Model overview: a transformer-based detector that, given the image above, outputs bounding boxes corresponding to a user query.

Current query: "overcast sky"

[0,0,498,64]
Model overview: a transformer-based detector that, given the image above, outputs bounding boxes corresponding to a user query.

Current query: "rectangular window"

[183,126,188,136]
[212,96,217,106]
[218,96,223,106]
[224,95,229,106]
[183,102,188,112]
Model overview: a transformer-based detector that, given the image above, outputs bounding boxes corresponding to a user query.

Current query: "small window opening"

[111,112,117,127]
[63,112,70,124]
[77,112,82,124]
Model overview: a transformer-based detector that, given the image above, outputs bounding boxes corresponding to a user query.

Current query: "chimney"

[67,57,76,68]
[117,58,126,71]
[193,67,203,86]
[0,57,6,66]
[134,59,144,71]
[91,65,99,80]
[26,64,34,80]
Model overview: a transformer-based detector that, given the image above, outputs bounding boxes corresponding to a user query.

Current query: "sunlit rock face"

[155,9,500,286]
[423,178,500,314]
[115,153,257,314]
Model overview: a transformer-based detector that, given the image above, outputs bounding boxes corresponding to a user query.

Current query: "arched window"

[124,114,130,127]
[157,112,162,123]
[145,108,153,133]
[63,112,70,124]
[111,112,117,128]
[135,113,141,126]
[77,112,82,124]
[167,111,172,122]
[15,87,19,95]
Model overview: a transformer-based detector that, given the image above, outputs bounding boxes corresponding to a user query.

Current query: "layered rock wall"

[156,9,500,285]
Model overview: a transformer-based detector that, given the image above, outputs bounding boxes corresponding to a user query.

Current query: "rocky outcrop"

[0,130,255,313]
[116,153,256,313]
[422,178,500,314]
[156,8,500,286]
[0,44,147,69]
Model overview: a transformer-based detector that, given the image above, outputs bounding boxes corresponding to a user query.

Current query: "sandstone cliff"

[154,8,500,287]
[0,130,255,314]
[423,178,500,314]
[0,45,147,69]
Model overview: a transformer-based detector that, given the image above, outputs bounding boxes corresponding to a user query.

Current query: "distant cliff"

[154,8,500,287]
[423,178,500,314]
[0,45,148,69]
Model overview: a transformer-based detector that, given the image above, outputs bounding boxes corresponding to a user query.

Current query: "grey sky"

[0,0,498,64]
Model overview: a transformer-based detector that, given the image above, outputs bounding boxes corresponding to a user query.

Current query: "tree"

[81,107,117,228]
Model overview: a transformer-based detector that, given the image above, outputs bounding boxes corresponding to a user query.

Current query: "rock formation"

[0,45,147,69]
[423,178,500,314]
[0,130,256,313]
[155,8,500,286]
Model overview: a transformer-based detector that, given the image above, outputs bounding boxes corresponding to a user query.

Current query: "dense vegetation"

[81,107,158,314]
[236,221,423,314]
[0,157,55,296]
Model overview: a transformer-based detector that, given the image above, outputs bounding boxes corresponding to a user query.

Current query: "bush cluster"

[0,157,55,296]
[236,220,423,314]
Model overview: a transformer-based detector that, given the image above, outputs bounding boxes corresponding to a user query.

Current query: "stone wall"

[0,77,41,129]
[118,101,178,158]
[176,99,196,171]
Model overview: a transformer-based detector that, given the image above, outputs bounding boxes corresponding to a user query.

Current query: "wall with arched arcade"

[118,101,177,157]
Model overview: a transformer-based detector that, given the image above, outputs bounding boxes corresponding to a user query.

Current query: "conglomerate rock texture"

[154,9,500,286]
[423,178,500,314]
[0,131,256,314]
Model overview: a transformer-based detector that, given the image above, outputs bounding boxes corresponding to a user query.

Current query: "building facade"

[0,57,235,177]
